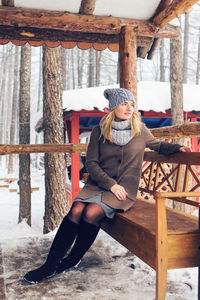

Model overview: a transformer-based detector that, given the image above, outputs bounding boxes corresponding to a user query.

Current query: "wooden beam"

[150,122,200,139]
[2,0,14,6]
[147,38,161,59]
[0,144,88,155]
[119,26,137,100]
[79,0,96,15]
[0,25,154,47]
[0,6,177,38]
[137,24,178,58]
[0,123,199,156]
[153,0,173,17]
[0,26,119,44]
[137,39,153,59]
[152,0,199,28]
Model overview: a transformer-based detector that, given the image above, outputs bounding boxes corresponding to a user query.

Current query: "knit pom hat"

[103,88,135,111]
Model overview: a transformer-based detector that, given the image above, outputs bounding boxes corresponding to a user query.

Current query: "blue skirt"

[74,193,116,219]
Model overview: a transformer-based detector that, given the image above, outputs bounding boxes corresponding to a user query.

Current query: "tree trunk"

[0,45,8,145]
[37,46,43,113]
[60,47,67,90]
[71,49,76,89]
[170,27,184,126]
[78,49,85,88]
[34,46,43,169]
[6,44,13,146]
[66,51,71,90]
[196,25,200,85]
[182,13,189,83]
[160,39,165,81]
[8,46,20,174]
[170,27,186,212]
[117,57,120,84]
[18,44,31,226]
[43,45,67,234]
[96,51,102,86]
[88,47,95,87]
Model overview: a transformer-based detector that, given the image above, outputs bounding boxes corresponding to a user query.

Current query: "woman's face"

[114,100,134,121]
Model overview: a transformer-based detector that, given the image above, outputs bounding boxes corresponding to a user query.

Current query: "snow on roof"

[62,81,200,113]
[14,0,161,20]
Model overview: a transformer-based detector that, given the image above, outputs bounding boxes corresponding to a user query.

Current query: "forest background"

[0,2,200,233]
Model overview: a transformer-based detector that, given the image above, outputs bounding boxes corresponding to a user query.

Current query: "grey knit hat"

[103,88,135,111]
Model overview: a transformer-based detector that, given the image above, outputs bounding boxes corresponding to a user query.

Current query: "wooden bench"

[99,151,200,300]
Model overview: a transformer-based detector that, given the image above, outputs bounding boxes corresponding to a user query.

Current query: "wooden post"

[119,26,137,103]
[71,114,80,201]
[155,195,168,300]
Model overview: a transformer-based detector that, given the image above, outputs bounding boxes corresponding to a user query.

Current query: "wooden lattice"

[138,152,200,208]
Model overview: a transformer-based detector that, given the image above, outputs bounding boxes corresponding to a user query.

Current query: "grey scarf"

[111,120,134,146]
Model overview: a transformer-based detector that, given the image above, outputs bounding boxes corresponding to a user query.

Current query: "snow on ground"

[0,166,198,299]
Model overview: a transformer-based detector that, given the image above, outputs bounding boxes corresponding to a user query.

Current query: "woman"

[24,88,190,284]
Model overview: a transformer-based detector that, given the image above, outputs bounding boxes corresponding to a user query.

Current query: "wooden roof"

[0,0,199,57]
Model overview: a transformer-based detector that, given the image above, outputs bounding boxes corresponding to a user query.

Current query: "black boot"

[24,216,79,284]
[56,220,100,273]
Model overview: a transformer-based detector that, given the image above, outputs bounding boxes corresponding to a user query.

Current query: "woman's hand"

[179,146,192,152]
[110,184,128,201]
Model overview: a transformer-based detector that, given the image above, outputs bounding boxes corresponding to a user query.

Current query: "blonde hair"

[99,110,142,143]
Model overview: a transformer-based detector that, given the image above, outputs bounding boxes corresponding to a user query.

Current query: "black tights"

[67,201,105,226]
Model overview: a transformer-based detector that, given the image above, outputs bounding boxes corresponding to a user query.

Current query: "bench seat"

[101,197,200,270]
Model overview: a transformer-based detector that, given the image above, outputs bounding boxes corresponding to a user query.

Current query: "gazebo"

[1,1,200,299]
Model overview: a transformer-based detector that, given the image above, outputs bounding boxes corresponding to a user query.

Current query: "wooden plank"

[9,187,39,193]
[31,187,39,192]
[0,178,17,181]
[9,188,17,192]
[105,197,198,236]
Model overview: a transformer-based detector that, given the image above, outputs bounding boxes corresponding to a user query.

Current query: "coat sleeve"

[85,126,117,191]
[143,124,182,155]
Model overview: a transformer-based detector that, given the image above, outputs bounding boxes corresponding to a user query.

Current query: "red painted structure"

[64,109,108,202]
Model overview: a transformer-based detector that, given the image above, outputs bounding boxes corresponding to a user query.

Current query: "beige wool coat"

[76,124,181,211]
